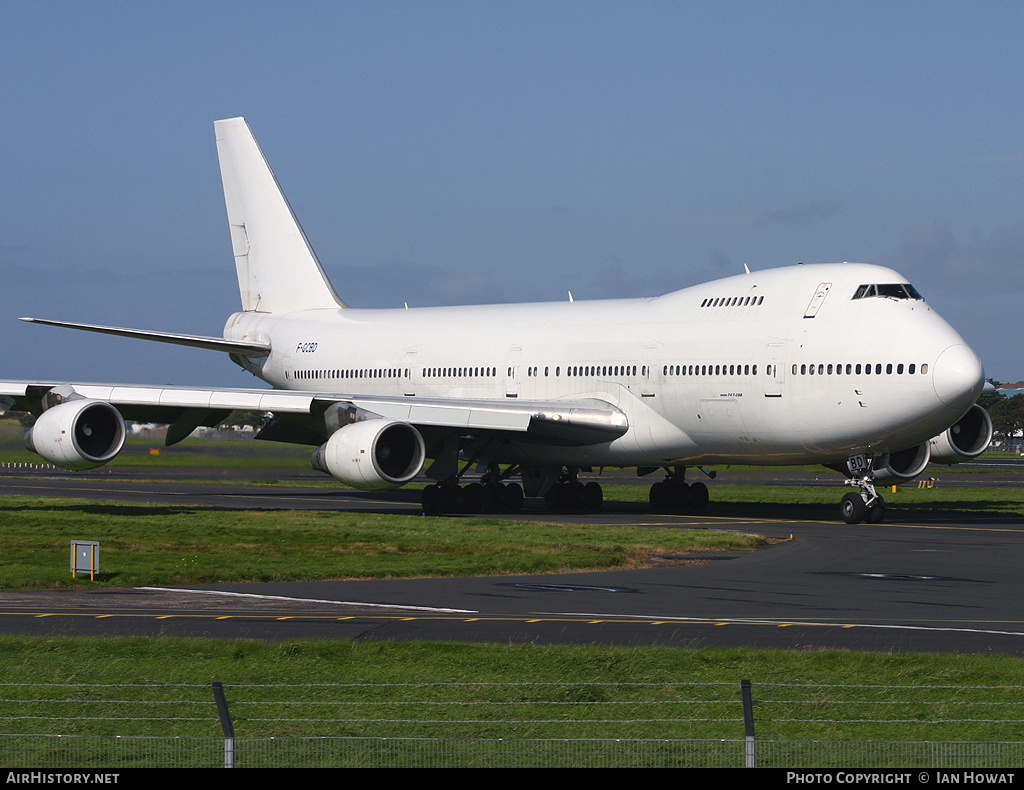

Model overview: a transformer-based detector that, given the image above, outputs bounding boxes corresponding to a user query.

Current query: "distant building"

[994,381,1024,397]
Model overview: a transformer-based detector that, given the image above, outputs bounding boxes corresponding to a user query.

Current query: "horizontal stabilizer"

[19,317,271,357]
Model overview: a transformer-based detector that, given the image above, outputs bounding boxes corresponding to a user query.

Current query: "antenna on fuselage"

[743,263,751,274]
[568,291,574,303]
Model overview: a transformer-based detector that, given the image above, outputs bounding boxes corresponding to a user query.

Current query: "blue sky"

[2,1,1022,386]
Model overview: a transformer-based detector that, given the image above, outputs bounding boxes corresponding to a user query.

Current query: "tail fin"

[215,117,346,313]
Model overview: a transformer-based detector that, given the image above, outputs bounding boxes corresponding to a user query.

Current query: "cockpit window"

[852,283,923,301]
[877,284,911,299]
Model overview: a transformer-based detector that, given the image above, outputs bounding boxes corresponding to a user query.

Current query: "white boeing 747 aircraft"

[2,118,991,524]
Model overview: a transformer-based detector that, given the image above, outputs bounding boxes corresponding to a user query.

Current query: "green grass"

[604,482,1024,517]
[2,637,1024,744]
[0,496,767,589]
[0,442,311,470]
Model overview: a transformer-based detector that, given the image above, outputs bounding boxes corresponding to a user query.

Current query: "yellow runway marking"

[2,610,1024,640]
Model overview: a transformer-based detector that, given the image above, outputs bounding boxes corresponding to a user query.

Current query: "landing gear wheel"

[462,482,484,513]
[865,496,886,524]
[649,481,668,513]
[564,480,585,512]
[543,472,602,513]
[666,480,691,514]
[650,472,712,515]
[421,483,442,515]
[544,483,564,511]
[482,482,505,513]
[438,483,459,514]
[840,492,866,524]
[503,483,523,513]
[689,481,709,514]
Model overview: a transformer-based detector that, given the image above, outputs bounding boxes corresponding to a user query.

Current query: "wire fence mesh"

[3,681,1024,767]
[5,735,1024,768]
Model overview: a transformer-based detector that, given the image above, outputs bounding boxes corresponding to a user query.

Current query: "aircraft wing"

[0,381,628,448]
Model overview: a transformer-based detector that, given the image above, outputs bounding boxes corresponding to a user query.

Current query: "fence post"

[741,679,755,767]
[212,682,235,768]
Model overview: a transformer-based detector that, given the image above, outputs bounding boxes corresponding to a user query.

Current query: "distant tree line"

[979,384,1024,448]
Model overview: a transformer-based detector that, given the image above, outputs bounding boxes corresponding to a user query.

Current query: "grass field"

[4,637,1024,744]
[604,481,1024,518]
[0,495,767,589]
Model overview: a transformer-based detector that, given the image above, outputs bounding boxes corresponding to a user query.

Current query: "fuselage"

[224,262,984,468]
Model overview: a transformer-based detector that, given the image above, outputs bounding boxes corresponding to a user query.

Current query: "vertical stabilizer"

[215,117,347,313]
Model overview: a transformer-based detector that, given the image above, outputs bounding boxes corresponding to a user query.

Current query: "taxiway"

[2,463,1023,655]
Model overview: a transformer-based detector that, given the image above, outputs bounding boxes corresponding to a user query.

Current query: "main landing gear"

[421,465,524,516]
[840,477,886,524]
[421,479,524,515]
[648,467,710,515]
[543,470,603,513]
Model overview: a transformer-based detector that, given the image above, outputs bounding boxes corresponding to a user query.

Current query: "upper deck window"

[852,283,923,300]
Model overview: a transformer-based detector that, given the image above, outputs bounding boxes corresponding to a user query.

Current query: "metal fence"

[5,735,1024,768]
[3,681,1024,768]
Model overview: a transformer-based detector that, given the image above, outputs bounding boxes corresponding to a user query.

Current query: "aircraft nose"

[932,343,984,410]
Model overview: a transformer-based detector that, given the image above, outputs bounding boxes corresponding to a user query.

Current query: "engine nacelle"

[24,399,126,470]
[870,442,933,482]
[311,419,426,490]
[827,441,932,483]
[929,403,993,464]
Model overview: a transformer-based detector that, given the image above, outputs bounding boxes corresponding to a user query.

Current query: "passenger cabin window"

[852,283,924,300]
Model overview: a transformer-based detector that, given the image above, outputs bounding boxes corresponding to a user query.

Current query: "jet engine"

[24,399,126,470]
[929,403,993,464]
[869,441,933,482]
[827,441,932,483]
[311,419,426,490]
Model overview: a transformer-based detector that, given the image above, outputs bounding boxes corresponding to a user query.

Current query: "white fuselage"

[224,262,984,469]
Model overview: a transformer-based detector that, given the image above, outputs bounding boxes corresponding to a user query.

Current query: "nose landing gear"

[840,475,886,524]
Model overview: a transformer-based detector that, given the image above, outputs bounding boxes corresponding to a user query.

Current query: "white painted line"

[135,587,477,614]
[543,611,1024,639]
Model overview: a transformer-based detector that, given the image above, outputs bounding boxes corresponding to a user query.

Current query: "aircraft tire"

[503,483,524,513]
[438,484,459,515]
[669,481,691,514]
[462,482,485,513]
[422,484,442,515]
[840,492,866,524]
[865,496,886,524]
[689,481,709,514]
[649,482,668,513]
[565,480,585,512]
[482,482,505,513]
[544,483,564,511]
